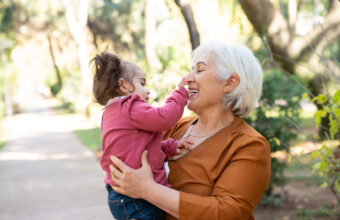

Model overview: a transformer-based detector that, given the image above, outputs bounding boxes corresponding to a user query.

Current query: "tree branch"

[289,0,340,60]
[239,0,291,50]
[174,0,200,50]
[238,0,294,72]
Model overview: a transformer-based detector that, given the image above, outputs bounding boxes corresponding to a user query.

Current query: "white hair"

[192,41,263,117]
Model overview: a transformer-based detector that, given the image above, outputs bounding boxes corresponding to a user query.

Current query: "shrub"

[310,89,340,204]
[246,68,306,195]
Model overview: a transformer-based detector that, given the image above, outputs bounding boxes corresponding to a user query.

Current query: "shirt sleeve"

[161,138,178,157]
[123,87,188,132]
[178,136,271,220]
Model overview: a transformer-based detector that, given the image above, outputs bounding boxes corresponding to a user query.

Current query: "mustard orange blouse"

[163,116,271,220]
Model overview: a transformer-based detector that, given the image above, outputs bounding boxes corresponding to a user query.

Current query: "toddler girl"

[92,52,191,220]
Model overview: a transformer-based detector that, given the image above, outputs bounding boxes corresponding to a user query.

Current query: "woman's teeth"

[189,89,198,96]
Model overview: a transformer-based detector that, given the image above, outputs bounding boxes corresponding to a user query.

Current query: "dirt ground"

[254,181,339,220]
[254,141,339,220]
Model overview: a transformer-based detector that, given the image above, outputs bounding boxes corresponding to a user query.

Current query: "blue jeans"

[106,184,164,220]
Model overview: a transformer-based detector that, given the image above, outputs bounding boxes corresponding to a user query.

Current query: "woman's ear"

[223,74,240,93]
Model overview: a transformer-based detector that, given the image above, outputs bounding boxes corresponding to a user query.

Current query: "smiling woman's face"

[186,52,226,114]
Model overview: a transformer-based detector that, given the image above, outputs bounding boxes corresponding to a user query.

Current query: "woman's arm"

[110,151,180,218]
[110,137,271,219]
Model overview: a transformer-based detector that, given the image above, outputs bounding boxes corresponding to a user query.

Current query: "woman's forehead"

[192,52,214,67]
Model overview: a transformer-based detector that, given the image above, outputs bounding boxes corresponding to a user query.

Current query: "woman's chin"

[187,101,196,111]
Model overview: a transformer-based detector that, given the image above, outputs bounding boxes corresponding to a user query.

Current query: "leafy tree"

[310,89,340,204]
[246,67,306,198]
[0,0,18,117]
[87,0,145,59]
[239,0,340,137]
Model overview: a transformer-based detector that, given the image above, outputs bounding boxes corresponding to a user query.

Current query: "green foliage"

[88,0,145,58]
[246,68,306,194]
[295,207,340,219]
[0,0,16,41]
[74,127,101,152]
[296,208,312,218]
[56,76,83,112]
[49,82,62,96]
[259,194,284,208]
[0,137,5,151]
[0,69,4,119]
[310,89,340,204]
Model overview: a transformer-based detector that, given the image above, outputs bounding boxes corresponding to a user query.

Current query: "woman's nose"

[186,72,194,81]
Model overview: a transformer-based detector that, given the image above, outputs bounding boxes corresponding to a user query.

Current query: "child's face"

[126,64,150,103]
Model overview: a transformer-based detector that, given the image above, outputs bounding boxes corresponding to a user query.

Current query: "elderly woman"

[109,42,271,220]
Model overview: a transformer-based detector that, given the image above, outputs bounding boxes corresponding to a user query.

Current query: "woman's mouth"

[189,89,199,98]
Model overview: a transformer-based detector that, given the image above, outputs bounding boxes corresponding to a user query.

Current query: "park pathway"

[0,93,112,220]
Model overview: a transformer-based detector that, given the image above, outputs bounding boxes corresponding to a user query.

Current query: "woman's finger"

[111,185,124,194]
[109,164,123,179]
[109,165,122,186]
[110,155,129,172]
[141,150,149,168]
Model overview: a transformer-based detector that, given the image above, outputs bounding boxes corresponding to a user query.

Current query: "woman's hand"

[109,150,155,199]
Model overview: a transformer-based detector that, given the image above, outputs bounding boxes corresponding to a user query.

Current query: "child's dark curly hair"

[91,52,132,105]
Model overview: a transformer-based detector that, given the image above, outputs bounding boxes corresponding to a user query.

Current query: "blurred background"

[0,0,340,219]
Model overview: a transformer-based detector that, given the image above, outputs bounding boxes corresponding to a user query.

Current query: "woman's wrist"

[141,180,158,200]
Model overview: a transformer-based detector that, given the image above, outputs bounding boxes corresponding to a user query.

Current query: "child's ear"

[223,74,240,93]
[117,78,128,94]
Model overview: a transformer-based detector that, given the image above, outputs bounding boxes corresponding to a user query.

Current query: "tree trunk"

[288,0,297,32]
[313,0,320,26]
[62,0,90,87]
[239,0,340,138]
[238,0,340,74]
[47,36,62,89]
[174,0,200,50]
[338,38,340,61]
[3,66,12,117]
[144,0,162,71]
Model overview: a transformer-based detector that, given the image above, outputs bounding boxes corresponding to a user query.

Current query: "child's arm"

[123,78,189,132]
[161,138,177,156]
[161,137,194,157]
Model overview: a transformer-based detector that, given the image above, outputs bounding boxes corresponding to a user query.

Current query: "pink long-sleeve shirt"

[100,87,189,187]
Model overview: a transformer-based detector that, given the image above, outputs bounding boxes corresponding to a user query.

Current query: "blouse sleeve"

[161,138,178,157]
[123,87,188,132]
[178,136,271,220]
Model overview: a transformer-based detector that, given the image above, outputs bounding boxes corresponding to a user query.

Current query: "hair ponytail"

[91,52,122,105]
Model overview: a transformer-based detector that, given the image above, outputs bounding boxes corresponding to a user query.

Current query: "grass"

[73,127,101,151]
[0,122,5,151]
[0,140,5,151]
[285,151,325,186]
[296,207,340,219]
[51,103,74,115]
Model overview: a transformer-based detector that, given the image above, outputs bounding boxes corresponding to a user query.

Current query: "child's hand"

[178,77,188,88]
[176,137,194,155]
